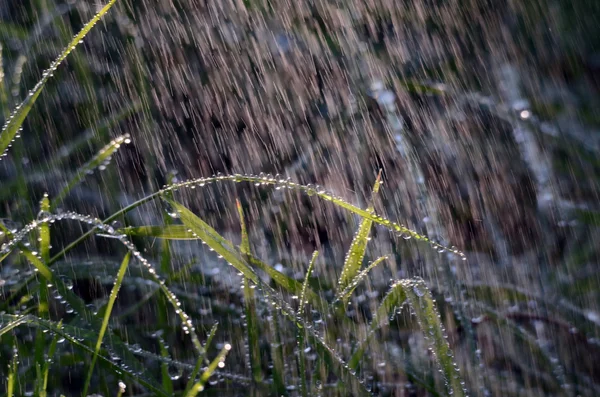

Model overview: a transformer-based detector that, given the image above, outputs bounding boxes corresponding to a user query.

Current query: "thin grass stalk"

[298,251,318,397]
[6,343,18,397]
[237,199,262,383]
[82,252,131,397]
[183,323,219,396]
[186,344,232,397]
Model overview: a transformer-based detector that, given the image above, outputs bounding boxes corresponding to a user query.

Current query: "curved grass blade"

[0,0,118,159]
[402,278,466,397]
[42,173,464,276]
[116,225,198,239]
[337,171,382,295]
[237,199,262,383]
[183,322,219,396]
[349,279,408,370]
[337,255,388,303]
[186,344,232,397]
[52,134,131,209]
[0,314,168,396]
[82,252,131,397]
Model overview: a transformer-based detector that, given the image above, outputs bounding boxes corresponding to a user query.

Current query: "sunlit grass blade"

[0,313,167,396]
[82,252,131,397]
[0,0,118,158]
[337,171,382,295]
[237,199,262,383]
[299,251,319,316]
[52,134,131,209]
[184,322,219,396]
[402,278,466,397]
[35,195,51,395]
[186,344,232,397]
[6,342,18,397]
[297,251,318,397]
[337,255,388,303]
[163,200,327,312]
[166,199,259,283]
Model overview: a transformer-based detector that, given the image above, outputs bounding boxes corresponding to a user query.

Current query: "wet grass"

[0,1,599,397]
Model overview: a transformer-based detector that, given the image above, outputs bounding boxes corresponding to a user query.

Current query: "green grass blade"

[186,344,232,397]
[7,342,18,397]
[336,172,382,294]
[117,225,202,240]
[269,308,287,396]
[402,278,466,397]
[35,195,51,395]
[298,251,318,397]
[163,200,326,312]
[166,199,259,283]
[0,0,118,159]
[52,134,131,209]
[39,195,50,262]
[337,255,388,303]
[237,199,262,383]
[40,321,62,397]
[349,279,408,370]
[183,323,219,396]
[158,337,174,395]
[299,251,318,316]
[82,252,131,397]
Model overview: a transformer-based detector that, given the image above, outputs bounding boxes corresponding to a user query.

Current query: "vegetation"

[0,1,599,396]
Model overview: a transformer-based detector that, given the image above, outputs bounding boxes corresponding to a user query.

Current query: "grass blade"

[183,323,219,396]
[186,344,232,397]
[299,251,319,316]
[336,171,382,295]
[6,343,18,397]
[349,279,408,370]
[237,199,262,383]
[40,321,62,397]
[0,0,118,159]
[337,255,388,303]
[402,278,466,397]
[35,195,51,395]
[158,337,174,395]
[163,200,327,313]
[82,252,131,397]
[52,134,131,209]
[298,251,318,397]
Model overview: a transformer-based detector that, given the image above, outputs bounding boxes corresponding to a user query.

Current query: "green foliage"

[0,0,118,158]
[0,3,597,394]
